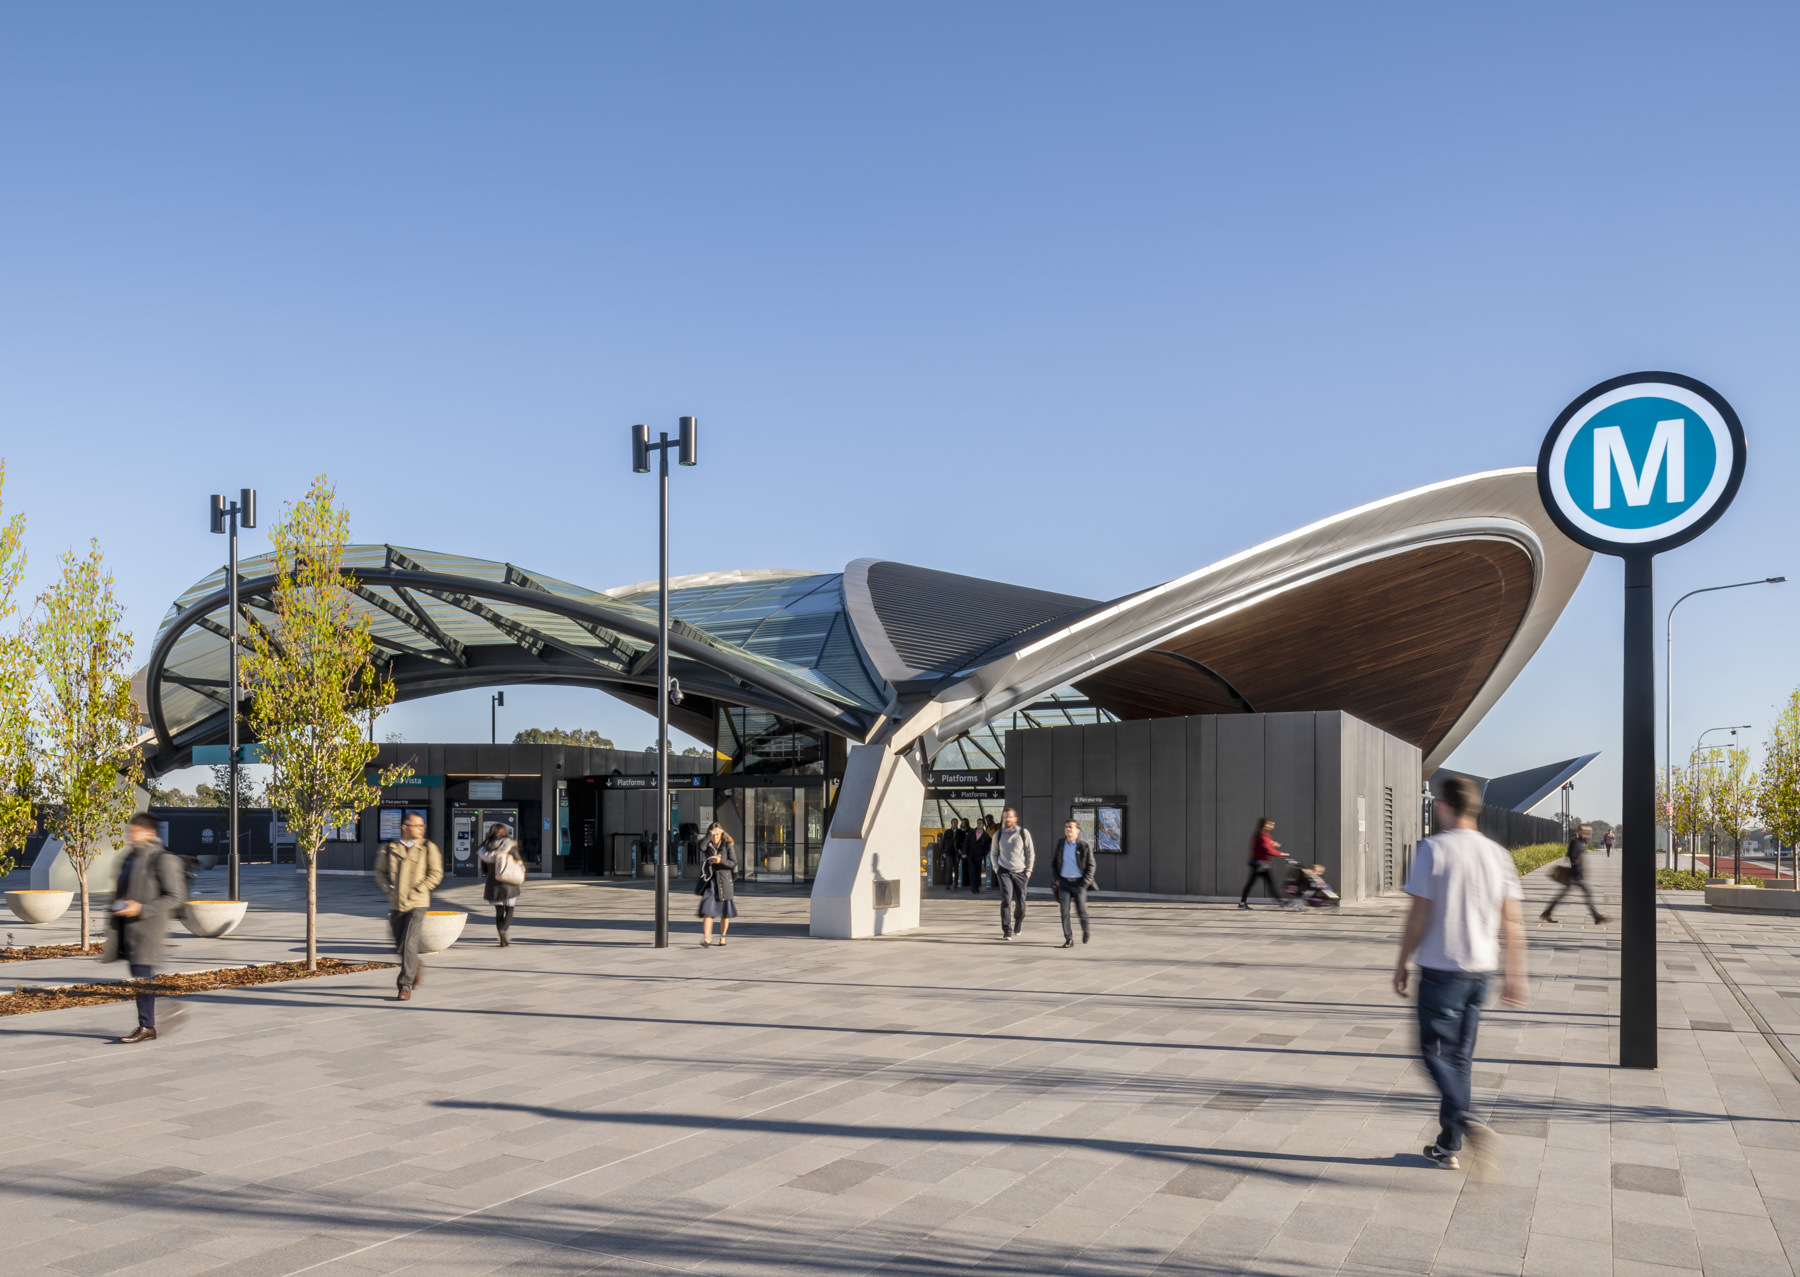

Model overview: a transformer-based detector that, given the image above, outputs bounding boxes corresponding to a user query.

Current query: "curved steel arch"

[145,565,878,767]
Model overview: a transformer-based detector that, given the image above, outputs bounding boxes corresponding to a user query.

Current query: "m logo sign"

[1538,372,1744,555]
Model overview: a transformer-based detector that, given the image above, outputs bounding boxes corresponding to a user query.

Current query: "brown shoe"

[396,988,412,1001]
[117,1026,157,1044]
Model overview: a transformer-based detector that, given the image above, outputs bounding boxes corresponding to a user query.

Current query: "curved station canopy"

[145,467,1588,777]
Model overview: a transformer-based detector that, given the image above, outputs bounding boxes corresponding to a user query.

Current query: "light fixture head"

[209,494,227,534]
[631,423,650,473]
[1769,576,1787,583]
[678,416,697,466]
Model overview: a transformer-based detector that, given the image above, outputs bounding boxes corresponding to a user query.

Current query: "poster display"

[1097,805,1124,853]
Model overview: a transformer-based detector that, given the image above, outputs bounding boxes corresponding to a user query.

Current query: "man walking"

[1394,776,1527,1170]
[376,812,443,1001]
[1602,828,1614,858]
[1052,818,1095,948]
[989,807,1034,940]
[1542,823,1606,925]
[105,813,188,1044]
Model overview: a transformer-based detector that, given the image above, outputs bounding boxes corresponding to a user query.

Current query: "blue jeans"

[1416,966,1489,1151]
[130,963,157,1028]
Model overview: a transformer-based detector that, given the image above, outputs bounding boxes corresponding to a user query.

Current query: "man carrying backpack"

[104,813,189,1044]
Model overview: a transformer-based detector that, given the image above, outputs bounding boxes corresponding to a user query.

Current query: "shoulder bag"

[494,847,527,886]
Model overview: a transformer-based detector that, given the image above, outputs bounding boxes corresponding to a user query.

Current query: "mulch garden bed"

[3,958,396,1016]
[2,941,103,962]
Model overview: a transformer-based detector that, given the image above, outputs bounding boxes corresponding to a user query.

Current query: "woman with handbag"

[479,822,526,946]
[696,822,739,947]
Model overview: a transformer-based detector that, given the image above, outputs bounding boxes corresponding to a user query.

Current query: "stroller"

[1281,861,1339,910]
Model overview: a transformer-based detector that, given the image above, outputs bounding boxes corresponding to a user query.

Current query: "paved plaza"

[3,854,1800,1276]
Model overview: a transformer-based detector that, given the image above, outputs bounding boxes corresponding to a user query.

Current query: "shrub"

[1655,868,1708,890]
[1511,842,1566,877]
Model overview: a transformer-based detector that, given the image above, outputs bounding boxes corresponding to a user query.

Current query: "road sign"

[1538,371,1747,1072]
[1537,372,1745,556]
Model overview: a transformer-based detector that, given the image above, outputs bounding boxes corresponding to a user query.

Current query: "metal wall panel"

[1022,796,1056,884]
[1214,715,1266,901]
[1313,712,1345,890]
[1151,716,1189,896]
[1019,727,1053,798]
[1192,716,1218,895]
[1051,724,1085,812]
[1113,719,1152,894]
[1263,712,1317,867]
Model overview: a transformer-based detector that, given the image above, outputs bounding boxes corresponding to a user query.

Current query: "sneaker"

[1082,930,1091,944]
[1237,902,1251,910]
[1001,933,1012,941]
[1422,1143,1460,1170]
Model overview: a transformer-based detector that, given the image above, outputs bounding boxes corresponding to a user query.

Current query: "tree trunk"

[306,848,318,972]
[75,855,89,949]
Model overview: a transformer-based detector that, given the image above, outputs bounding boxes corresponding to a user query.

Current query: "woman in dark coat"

[478,822,523,946]
[696,822,738,947]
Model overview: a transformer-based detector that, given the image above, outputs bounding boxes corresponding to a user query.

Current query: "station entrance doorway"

[450,805,520,878]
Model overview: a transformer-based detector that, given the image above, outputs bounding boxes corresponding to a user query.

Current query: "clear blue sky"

[3,3,1797,822]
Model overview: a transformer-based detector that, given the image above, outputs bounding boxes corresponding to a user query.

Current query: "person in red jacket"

[1239,817,1283,909]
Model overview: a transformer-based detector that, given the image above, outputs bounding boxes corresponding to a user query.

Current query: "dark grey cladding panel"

[863,561,1095,676]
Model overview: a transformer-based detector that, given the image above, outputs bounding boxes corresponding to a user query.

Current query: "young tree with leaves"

[0,463,33,878]
[34,543,144,947]
[243,477,408,970]
[1700,746,1759,881]
[1759,690,1800,882]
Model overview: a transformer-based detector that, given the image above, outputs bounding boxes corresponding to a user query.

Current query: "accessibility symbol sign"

[1537,371,1745,556]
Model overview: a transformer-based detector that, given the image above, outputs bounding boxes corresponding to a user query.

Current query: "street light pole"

[1689,725,1750,877]
[632,416,698,949]
[490,690,504,745]
[209,489,256,903]
[1665,576,1784,867]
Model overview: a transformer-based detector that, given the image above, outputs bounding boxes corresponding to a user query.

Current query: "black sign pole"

[1620,551,1657,1068]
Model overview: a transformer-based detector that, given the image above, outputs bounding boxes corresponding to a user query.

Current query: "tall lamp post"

[1690,725,1749,876]
[632,416,697,949]
[1666,577,1784,866]
[209,489,256,903]
[490,690,504,745]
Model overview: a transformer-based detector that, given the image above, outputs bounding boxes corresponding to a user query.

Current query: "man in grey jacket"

[105,813,189,1044]
[989,807,1035,940]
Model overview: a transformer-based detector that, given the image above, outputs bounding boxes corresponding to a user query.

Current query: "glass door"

[754,787,794,881]
[801,785,825,880]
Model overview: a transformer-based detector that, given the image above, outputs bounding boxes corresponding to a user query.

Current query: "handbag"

[694,863,713,896]
[493,848,526,886]
[1549,864,1572,886]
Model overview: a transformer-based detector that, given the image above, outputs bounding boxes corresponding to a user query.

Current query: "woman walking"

[1239,817,1284,909]
[696,822,739,946]
[479,822,525,945]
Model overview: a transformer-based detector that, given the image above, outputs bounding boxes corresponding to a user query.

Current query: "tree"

[1700,747,1758,881]
[243,478,409,970]
[1759,689,1800,880]
[34,542,143,947]
[514,727,615,748]
[0,462,32,878]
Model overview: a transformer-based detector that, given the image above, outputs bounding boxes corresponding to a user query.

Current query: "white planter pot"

[6,890,74,924]
[417,910,467,955]
[182,899,248,938]
[196,855,219,870]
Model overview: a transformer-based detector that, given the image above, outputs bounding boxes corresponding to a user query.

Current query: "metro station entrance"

[711,782,828,883]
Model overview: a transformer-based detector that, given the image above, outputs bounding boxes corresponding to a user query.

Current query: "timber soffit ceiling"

[146,468,1587,776]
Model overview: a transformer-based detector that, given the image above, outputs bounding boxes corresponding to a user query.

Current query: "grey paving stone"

[1612,1163,1685,1196]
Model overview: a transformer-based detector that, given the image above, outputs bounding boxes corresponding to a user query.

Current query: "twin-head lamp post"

[208,489,256,903]
[632,418,697,948]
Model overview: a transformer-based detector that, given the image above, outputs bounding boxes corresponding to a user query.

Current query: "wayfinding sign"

[1538,371,1746,1071]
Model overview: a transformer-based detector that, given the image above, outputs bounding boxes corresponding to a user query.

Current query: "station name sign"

[1072,794,1125,806]
[927,769,1003,787]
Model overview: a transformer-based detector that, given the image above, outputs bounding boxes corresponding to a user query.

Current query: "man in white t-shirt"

[1394,776,1527,1170]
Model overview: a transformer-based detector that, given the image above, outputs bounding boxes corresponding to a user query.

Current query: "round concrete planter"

[6,890,74,924]
[181,899,247,938]
[196,854,219,870]
[417,910,467,955]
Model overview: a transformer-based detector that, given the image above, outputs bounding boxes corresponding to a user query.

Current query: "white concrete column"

[810,741,923,938]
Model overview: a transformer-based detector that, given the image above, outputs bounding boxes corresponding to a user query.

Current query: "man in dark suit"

[1051,819,1097,948]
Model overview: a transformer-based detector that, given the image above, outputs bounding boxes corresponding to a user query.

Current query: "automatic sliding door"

[754,787,794,882]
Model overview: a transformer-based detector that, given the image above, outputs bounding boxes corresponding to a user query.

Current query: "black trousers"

[1055,878,1090,941]
[997,869,1028,935]
[1545,877,1600,918]
[1241,864,1279,903]
[494,902,515,934]
[388,907,426,991]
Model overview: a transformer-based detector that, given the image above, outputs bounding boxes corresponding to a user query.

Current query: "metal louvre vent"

[1383,787,1396,891]
[872,878,901,910]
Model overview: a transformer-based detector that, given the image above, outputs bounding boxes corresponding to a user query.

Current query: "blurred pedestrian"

[1239,817,1284,909]
[971,817,993,893]
[697,822,739,946]
[1052,818,1095,947]
[478,822,525,946]
[375,812,443,1001]
[989,807,1035,940]
[1542,824,1606,925]
[1394,776,1527,1171]
[103,813,188,1044]
[1602,828,1614,858]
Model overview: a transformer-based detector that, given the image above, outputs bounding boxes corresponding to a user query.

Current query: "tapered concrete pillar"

[810,741,923,938]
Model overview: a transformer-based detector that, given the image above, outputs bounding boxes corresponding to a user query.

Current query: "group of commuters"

[978,807,1095,947]
[933,817,995,891]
